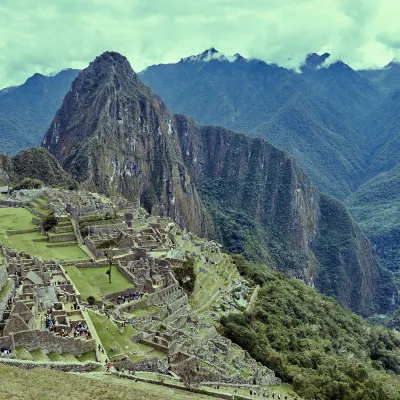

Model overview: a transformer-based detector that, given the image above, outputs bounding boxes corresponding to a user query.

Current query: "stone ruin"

[0,188,281,387]
[0,244,96,362]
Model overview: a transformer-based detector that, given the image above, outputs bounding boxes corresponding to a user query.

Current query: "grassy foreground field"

[0,364,217,400]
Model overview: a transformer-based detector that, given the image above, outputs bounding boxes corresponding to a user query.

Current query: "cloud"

[0,0,399,88]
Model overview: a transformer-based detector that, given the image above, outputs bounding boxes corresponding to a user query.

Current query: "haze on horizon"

[1,0,400,88]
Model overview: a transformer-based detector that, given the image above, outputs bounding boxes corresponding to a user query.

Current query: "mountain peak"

[25,72,46,85]
[91,51,130,66]
[384,59,400,69]
[70,51,138,93]
[303,52,331,69]
[181,48,227,63]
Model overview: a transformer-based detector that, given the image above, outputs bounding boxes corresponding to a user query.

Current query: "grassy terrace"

[0,207,87,261]
[190,254,238,312]
[64,266,134,300]
[88,311,165,362]
[0,208,37,231]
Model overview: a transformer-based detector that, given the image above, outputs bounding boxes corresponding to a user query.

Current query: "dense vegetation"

[173,256,196,293]
[347,165,400,280]
[220,256,400,400]
[0,147,78,189]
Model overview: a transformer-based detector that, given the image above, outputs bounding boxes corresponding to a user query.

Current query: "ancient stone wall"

[148,284,183,306]
[163,305,188,325]
[141,339,169,353]
[48,234,76,243]
[0,358,100,372]
[0,330,96,355]
[117,263,136,283]
[0,200,26,207]
[0,280,15,321]
[0,266,8,289]
[47,243,77,248]
[6,228,40,235]
[167,295,188,314]
[84,237,103,258]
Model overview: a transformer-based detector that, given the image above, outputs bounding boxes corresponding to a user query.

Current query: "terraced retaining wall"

[0,330,96,355]
[0,279,15,320]
[0,358,101,372]
[0,200,26,207]
[49,234,76,243]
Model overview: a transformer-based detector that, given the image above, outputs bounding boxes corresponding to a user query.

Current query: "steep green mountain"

[347,165,400,280]
[140,50,371,199]
[140,50,400,287]
[43,52,397,316]
[300,54,382,119]
[0,69,79,155]
[221,256,400,400]
[0,146,76,188]
[345,89,400,274]
[43,52,210,235]
[364,89,400,177]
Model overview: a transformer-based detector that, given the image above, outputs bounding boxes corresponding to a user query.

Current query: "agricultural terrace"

[64,266,134,300]
[0,206,87,261]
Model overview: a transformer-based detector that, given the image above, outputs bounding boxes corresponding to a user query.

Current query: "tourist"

[106,361,111,373]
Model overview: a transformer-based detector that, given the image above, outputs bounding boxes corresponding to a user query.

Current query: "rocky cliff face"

[176,118,395,316]
[43,52,396,316]
[43,52,210,235]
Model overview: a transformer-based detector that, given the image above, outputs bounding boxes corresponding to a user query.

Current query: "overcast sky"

[1,0,400,88]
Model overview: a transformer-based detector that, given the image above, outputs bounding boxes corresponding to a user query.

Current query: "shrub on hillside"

[13,178,43,190]
[42,213,57,232]
[173,257,196,293]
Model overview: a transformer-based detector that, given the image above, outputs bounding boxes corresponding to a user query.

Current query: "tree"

[177,361,203,391]
[13,178,43,190]
[173,256,196,293]
[42,212,58,232]
[97,239,117,283]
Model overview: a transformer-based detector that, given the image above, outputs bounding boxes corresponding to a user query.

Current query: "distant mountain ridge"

[140,49,371,200]
[41,51,397,317]
[0,68,79,155]
[139,48,400,279]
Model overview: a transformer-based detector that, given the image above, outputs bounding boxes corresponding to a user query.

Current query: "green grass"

[0,363,220,400]
[88,311,164,362]
[61,353,78,362]
[30,350,50,362]
[47,352,64,361]
[0,207,37,232]
[64,266,134,300]
[30,201,51,216]
[76,350,98,362]
[15,347,33,361]
[0,207,87,261]
[121,306,158,318]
